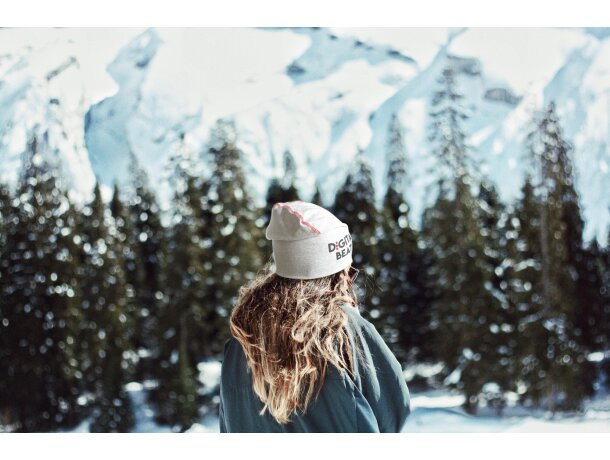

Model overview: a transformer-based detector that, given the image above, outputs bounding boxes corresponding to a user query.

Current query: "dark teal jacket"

[219,304,411,432]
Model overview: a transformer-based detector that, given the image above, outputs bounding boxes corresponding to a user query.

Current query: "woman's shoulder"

[338,303,378,337]
[338,303,403,376]
[338,302,363,321]
[221,335,260,394]
[223,336,237,353]
[222,336,248,365]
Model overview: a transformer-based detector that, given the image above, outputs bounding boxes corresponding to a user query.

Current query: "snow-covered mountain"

[0,27,608,241]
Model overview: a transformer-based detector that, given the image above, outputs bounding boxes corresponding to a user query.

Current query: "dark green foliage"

[109,184,140,350]
[148,156,203,430]
[598,229,610,383]
[476,179,520,414]
[496,179,540,398]
[265,150,301,210]
[422,178,504,414]
[0,88,608,433]
[310,182,323,206]
[518,101,593,413]
[423,61,506,414]
[0,182,13,417]
[172,322,200,431]
[574,238,607,393]
[280,149,299,202]
[77,183,135,432]
[331,149,380,322]
[0,136,84,431]
[427,62,474,179]
[127,152,166,361]
[376,114,433,365]
[263,149,301,258]
[600,231,610,350]
[199,119,265,357]
[0,182,9,250]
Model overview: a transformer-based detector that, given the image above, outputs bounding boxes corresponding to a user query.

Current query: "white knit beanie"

[265,200,353,280]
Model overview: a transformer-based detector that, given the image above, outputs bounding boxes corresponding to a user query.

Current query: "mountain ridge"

[0,27,608,241]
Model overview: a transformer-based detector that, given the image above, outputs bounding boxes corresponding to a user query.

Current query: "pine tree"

[422,61,503,414]
[172,322,200,431]
[262,149,301,259]
[522,101,592,413]
[109,184,140,353]
[427,60,475,181]
[476,178,519,414]
[577,239,608,353]
[0,182,10,289]
[503,177,549,407]
[556,130,603,398]
[264,151,301,224]
[496,196,531,405]
[0,135,84,431]
[148,158,204,430]
[422,178,503,414]
[127,153,166,368]
[77,183,135,432]
[281,148,299,201]
[200,118,265,357]
[0,182,13,416]
[603,229,610,383]
[331,149,380,322]
[376,114,432,365]
[604,226,610,345]
[265,179,286,219]
[311,182,323,206]
[0,182,9,249]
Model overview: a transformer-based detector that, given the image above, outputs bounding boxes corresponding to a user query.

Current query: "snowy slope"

[0,27,608,241]
[0,28,146,202]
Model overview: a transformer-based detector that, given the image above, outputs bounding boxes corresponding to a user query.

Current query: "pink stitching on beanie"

[273,202,321,235]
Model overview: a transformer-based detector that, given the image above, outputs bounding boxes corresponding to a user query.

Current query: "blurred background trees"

[0,62,609,431]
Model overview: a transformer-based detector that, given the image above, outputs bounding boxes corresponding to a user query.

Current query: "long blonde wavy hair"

[229,262,363,424]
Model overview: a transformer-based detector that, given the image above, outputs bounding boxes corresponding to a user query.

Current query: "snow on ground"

[403,388,610,432]
[57,359,610,433]
[198,360,222,392]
